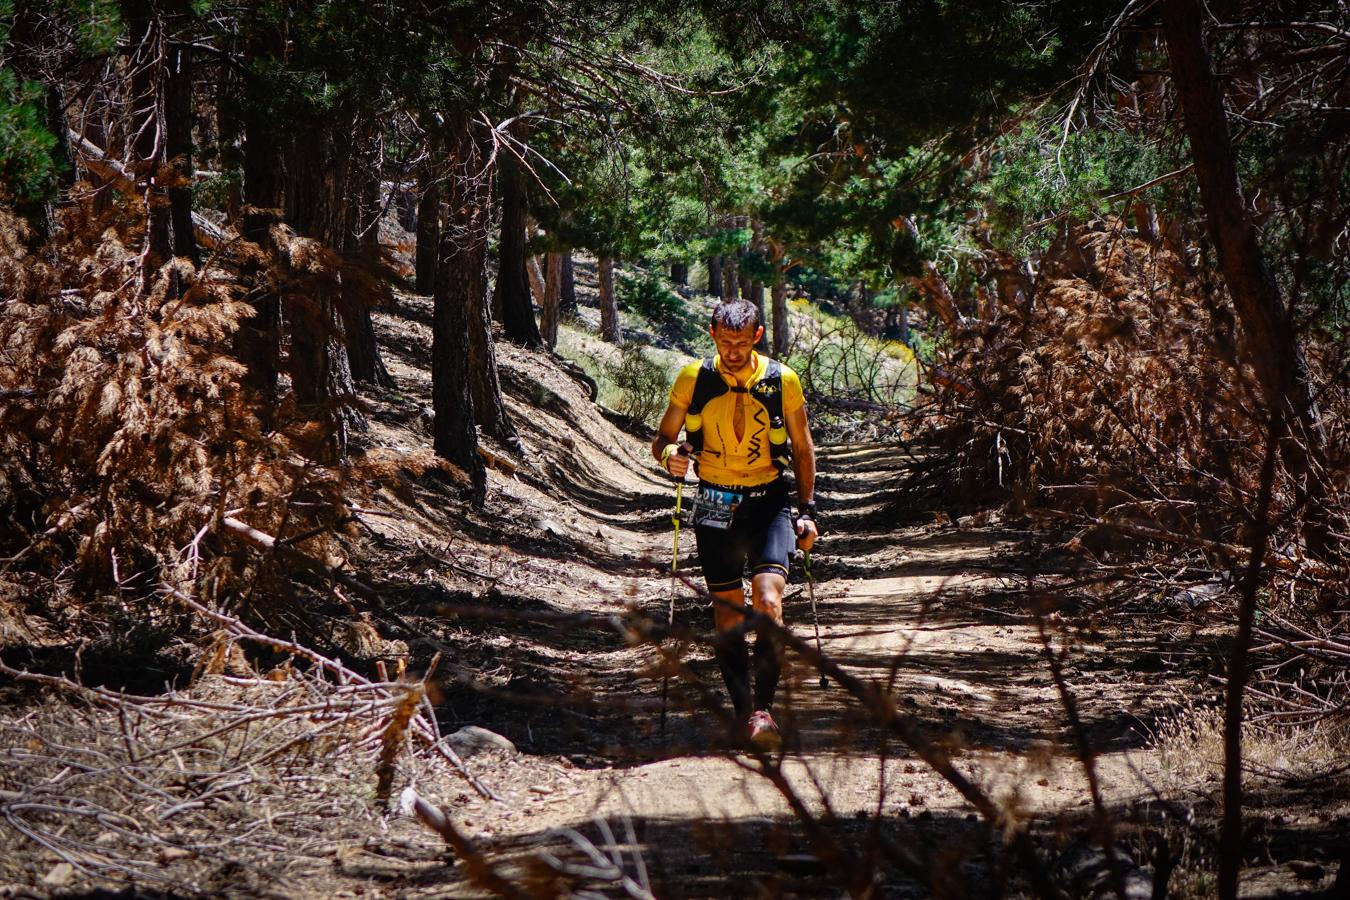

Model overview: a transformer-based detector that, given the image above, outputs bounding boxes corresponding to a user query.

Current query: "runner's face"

[710,323,763,372]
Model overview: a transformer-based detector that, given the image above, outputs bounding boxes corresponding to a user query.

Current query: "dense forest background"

[2,1,1349,897]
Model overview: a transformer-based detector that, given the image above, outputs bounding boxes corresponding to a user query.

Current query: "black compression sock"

[753,631,782,712]
[715,631,752,719]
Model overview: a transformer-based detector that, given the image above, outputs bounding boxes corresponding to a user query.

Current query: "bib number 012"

[691,486,743,529]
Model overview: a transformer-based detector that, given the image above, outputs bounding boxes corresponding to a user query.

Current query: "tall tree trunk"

[671,260,688,286]
[286,291,360,463]
[722,256,739,301]
[707,256,723,297]
[1131,199,1159,243]
[749,217,766,339]
[434,121,489,500]
[236,26,284,420]
[415,161,440,295]
[466,205,519,451]
[492,149,542,346]
[342,276,394,388]
[771,279,789,357]
[357,143,381,255]
[598,255,621,344]
[540,252,562,349]
[285,123,351,245]
[527,253,546,306]
[124,0,171,283]
[282,121,367,449]
[343,133,393,386]
[38,84,74,241]
[46,85,75,191]
[396,181,416,232]
[560,252,577,317]
[1161,3,1334,896]
[749,281,768,352]
[164,23,198,268]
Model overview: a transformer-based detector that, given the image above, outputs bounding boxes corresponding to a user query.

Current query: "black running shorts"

[692,478,794,593]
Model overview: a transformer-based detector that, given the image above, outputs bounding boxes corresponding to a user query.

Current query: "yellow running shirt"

[668,352,805,488]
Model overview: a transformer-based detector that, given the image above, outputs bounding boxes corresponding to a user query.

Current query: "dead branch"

[401,788,530,900]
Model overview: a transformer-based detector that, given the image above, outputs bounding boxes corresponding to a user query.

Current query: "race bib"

[691,485,743,529]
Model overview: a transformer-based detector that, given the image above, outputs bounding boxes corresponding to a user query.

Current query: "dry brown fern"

[927,216,1341,558]
[0,193,388,634]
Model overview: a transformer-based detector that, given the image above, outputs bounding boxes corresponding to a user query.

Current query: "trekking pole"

[660,446,689,738]
[796,549,828,689]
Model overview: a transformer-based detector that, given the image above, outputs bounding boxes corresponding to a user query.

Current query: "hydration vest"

[684,357,792,475]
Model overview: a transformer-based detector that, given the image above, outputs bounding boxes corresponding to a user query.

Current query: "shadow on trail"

[410,442,1193,792]
[376,808,1003,900]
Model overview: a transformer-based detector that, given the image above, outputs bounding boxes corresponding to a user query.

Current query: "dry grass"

[0,600,486,895]
[1151,700,1347,792]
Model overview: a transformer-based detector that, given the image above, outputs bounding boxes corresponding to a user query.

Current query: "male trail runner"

[652,299,818,749]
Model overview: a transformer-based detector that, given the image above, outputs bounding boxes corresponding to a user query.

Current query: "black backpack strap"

[685,358,727,457]
[688,358,727,415]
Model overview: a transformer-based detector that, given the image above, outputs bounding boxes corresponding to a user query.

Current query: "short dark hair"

[711,299,760,332]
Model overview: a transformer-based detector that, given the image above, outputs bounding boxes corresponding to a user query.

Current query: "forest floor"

[3,285,1347,898]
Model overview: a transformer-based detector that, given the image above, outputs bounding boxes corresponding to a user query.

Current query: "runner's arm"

[786,404,818,549]
[785,404,815,507]
[652,401,691,476]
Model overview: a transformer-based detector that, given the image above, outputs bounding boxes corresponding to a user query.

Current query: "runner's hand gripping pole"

[660,444,690,738]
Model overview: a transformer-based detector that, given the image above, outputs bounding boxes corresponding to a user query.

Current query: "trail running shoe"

[748,710,781,751]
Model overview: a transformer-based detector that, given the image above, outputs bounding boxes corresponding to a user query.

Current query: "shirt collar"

[713,351,763,385]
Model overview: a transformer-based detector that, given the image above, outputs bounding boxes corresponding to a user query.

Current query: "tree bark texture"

[722,256,739,301]
[281,120,368,445]
[164,22,198,268]
[415,164,440,295]
[599,255,621,344]
[527,254,547,306]
[285,123,352,247]
[123,0,172,279]
[707,256,723,297]
[492,150,542,346]
[236,25,284,419]
[395,181,416,232]
[465,205,519,451]
[771,280,790,357]
[749,217,766,341]
[540,252,562,349]
[286,288,361,463]
[560,252,577,316]
[433,121,490,500]
[342,299,394,387]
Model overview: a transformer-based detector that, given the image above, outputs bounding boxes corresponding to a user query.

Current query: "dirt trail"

[304,303,1344,899]
[389,434,1182,898]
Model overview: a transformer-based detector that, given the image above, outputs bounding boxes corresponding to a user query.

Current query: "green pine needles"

[976,121,1170,254]
[0,69,57,207]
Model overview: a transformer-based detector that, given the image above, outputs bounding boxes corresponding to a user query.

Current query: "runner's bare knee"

[751,572,786,625]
